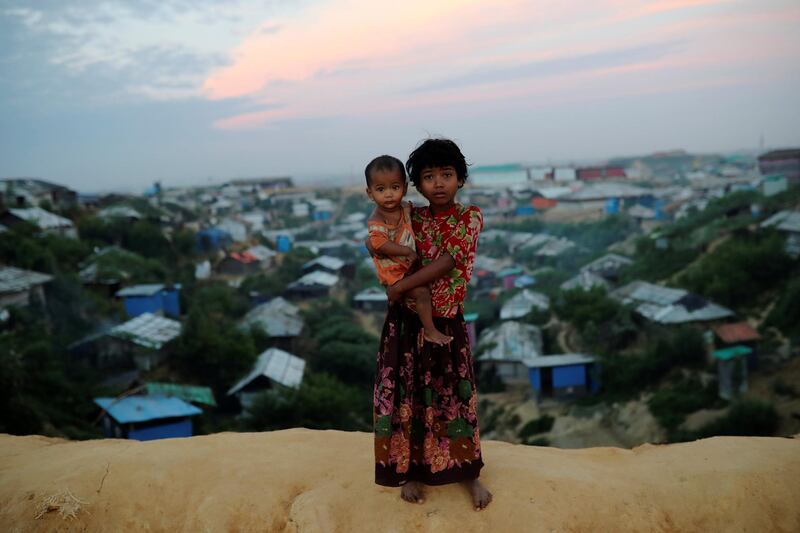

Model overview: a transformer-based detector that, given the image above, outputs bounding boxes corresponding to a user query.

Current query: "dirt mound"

[1,429,799,532]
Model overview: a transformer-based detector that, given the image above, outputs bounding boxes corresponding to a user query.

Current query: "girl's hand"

[387,283,403,302]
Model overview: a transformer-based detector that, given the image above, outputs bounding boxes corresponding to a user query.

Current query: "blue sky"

[1,0,799,192]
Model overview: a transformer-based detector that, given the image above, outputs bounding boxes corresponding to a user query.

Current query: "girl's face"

[418,165,463,212]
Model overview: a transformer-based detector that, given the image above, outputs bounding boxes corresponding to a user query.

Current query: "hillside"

[1,430,799,532]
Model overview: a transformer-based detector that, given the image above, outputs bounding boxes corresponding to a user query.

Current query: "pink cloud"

[205,0,800,129]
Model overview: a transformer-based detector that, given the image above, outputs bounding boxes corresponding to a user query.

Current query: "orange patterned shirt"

[368,207,417,286]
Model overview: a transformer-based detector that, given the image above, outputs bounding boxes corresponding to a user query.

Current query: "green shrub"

[519,415,555,439]
[677,231,794,309]
[647,378,722,431]
[523,437,550,447]
[772,378,799,397]
[693,399,779,438]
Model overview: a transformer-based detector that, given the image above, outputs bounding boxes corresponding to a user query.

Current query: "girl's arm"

[388,253,455,301]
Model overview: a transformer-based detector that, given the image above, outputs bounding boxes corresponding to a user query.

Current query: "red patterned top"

[410,203,483,318]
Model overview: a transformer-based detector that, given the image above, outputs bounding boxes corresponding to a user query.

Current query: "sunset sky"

[1,0,799,191]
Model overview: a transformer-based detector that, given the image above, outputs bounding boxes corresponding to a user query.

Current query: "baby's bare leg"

[407,286,452,345]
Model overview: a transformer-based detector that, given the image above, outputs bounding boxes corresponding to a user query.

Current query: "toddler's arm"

[373,241,417,261]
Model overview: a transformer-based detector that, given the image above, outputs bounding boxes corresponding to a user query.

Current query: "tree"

[173,308,257,397]
[244,372,371,432]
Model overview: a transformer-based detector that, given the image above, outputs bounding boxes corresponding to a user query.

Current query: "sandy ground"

[1,430,799,532]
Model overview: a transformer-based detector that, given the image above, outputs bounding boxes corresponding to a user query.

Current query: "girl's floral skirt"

[374,303,484,486]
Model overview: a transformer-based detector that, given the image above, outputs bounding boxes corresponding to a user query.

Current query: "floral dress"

[374,203,484,486]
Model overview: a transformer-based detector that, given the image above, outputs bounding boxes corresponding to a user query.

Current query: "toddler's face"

[366,169,407,211]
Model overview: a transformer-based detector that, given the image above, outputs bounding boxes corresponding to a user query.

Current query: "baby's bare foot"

[463,479,492,510]
[400,481,425,504]
[423,328,453,346]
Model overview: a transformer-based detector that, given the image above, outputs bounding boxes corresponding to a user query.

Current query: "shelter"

[500,289,549,320]
[560,271,610,292]
[477,321,543,385]
[285,271,339,299]
[611,281,733,325]
[0,207,76,238]
[94,395,201,441]
[217,252,260,276]
[107,313,182,371]
[0,266,52,311]
[525,354,599,400]
[227,348,306,411]
[116,284,181,318]
[239,297,304,350]
[197,228,232,251]
[303,255,346,275]
[713,346,750,400]
[353,287,388,312]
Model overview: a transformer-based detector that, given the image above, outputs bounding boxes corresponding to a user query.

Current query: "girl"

[372,138,493,511]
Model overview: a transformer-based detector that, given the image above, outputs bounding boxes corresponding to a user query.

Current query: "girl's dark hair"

[364,155,406,186]
[406,138,469,188]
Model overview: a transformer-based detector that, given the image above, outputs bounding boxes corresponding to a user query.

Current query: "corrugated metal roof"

[246,245,276,262]
[0,266,52,294]
[561,183,649,201]
[560,271,610,292]
[144,382,216,406]
[97,205,143,219]
[613,280,685,306]
[94,394,201,424]
[581,253,632,276]
[713,345,752,360]
[535,238,575,257]
[290,270,339,288]
[303,255,345,271]
[239,297,304,337]
[514,275,536,288]
[354,287,388,302]
[761,210,800,233]
[713,322,761,344]
[116,284,165,297]
[110,313,182,349]
[614,280,733,324]
[500,289,549,320]
[523,353,596,368]
[636,301,733,324]
[227,347,306,395]
[8,207,74,229]
[477,321,542,362]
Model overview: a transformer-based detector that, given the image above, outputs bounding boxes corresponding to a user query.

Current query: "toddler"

[364,155,452,345]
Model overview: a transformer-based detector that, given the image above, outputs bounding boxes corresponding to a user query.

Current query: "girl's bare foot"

[400,481,425,504]
[423,328,453,345]
[463,479,492,510]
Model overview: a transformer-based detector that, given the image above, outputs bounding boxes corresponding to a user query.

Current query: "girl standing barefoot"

[373,138,492,510]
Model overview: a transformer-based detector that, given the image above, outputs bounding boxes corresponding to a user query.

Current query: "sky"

[1,0,799,192]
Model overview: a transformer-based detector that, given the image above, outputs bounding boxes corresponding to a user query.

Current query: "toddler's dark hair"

[406,138,469,188]
[364,155,406,186]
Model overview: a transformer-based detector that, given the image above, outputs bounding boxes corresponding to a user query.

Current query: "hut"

[525,354,599,400]
[227,348,306,412]
[713,346,749,400]
[353,287,388,312]
[116,284,181,318]
[94,395,201,441]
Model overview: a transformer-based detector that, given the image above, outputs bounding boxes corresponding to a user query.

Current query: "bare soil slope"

[1,429,799,532]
